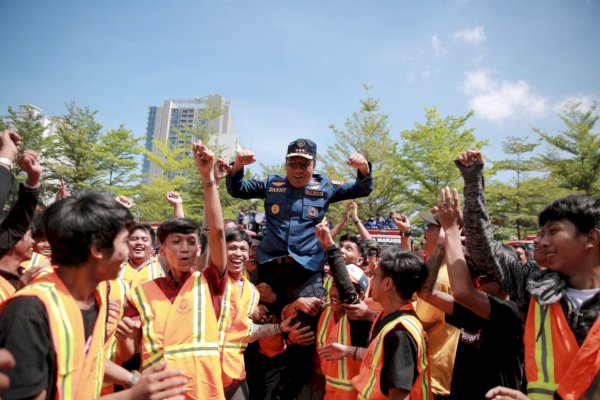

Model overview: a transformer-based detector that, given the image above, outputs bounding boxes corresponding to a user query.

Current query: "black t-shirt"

[0,296,99,400]
[371,309,419,396]
[446,295,524,400]
[349,318,371,348]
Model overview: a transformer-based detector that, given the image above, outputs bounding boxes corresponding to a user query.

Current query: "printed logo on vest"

[271,204,280,215]
[177,298,191,314]
[363,350,374,368]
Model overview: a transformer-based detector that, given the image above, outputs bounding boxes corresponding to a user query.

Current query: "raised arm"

[329,203,350,239]
[0,130,20,209]
[0,150,41,252]
[391,213,412,251]
[456,149,534,312]
[165,191,184,218]
[225,149,267,200]
[350,201,372,240]
[329,153,374,203]
[314,220,359,304]
[193,142,226,277]
[438,187,491,320]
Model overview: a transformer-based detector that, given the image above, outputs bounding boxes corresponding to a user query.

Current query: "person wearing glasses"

[226,138,373,398]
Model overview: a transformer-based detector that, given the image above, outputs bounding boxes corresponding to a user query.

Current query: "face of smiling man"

[128,228,154,267]
[285,156,315,188]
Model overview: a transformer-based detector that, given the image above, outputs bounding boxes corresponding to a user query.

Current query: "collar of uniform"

[166,269,191,290]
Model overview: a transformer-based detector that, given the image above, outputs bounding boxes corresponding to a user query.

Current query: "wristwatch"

[126,370,141,388]
[0,157,13,169]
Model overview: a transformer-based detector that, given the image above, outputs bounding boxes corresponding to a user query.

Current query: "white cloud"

[553,94,597,113]
[463,69,548,122]
[452,26,486,45]
[431,35,447,57]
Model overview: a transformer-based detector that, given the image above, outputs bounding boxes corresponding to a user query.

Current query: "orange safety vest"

[0,275,15,303]
[323,275,334,302]
[5,271,107,399]
[351,306,432,400]
[524,299,600,400]
[20,251,49,269]
[317,305,361,400]
[101,277,130,395]
[119,256,164,289]
[219,275,259,387]
[130,271,224,400]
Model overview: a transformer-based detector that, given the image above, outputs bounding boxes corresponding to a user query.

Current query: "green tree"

[397,107,487,212]
[324,84,405,224]
[96,126,142,189]
[2,106,49,155]
[489,136,540,239]
[486,177,570,241]
[45,103,104,191]
[534,102,600,195]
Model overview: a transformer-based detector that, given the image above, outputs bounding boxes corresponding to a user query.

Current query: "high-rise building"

[142,94,238,183]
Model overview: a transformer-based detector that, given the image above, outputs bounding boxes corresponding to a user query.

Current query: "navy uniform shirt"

[226,166,373,271]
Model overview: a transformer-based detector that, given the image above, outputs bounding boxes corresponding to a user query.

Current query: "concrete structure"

[10,104,58,138]
[142,94,238,183]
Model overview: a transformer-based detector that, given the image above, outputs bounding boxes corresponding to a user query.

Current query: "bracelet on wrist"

[203,179,218,188]
[126,370,141,388]
[0,157,13,169]
[401,229,412,237]
[353,346,358,359]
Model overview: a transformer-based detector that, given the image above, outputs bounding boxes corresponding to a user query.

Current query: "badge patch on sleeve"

[331,180,345,186]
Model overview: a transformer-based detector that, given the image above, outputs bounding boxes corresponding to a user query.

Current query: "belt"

[274,256,294,265]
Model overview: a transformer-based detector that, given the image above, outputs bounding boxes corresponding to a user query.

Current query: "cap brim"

[286,153,314,159]
[419,211,440,226]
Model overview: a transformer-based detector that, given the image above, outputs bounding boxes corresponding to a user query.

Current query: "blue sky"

[1,0,598,172]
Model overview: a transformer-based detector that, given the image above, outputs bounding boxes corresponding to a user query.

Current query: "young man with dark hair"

[0,191,186,400]
[489,195,600,400]
[350,247,432,399]
[119,222,164,289]
[117,142,230,399]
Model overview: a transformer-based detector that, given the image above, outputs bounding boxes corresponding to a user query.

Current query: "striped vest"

[119,256,164,289]
[130,271,224,399]
[525,299,600,400]
[317,306,361,399]
[352,307,432,400]
[219,275,259,387]
[9,272,107,399]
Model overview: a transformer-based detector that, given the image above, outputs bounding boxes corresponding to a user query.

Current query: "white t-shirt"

[565,286,600,309]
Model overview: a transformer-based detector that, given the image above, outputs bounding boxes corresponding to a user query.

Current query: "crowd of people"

[0,130,598,400]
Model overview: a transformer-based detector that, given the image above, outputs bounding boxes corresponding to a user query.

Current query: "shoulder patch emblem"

[271,204,280,215]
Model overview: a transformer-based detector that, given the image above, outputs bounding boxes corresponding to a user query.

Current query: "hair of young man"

[129,222,155,245]
[377,248,428,300]
[156,218,200,244]
[340,233,367,260]
[43,190,134,268]
[30,212,45,240]
[538,195,600,234]
[225,227,251,245]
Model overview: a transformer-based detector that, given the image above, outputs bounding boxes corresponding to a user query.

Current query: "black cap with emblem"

[286,138,317,160]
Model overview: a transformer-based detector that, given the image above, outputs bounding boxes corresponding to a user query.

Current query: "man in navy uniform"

[226,138,373,308]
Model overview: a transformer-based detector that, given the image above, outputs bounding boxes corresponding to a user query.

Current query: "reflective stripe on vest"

[119,257,165,289]
[10,273,107,399]
[317,306,359,397]
[352,310,431,400]
[525,299,600,400]
[105,278,129,362]
[0,276,15,303]
[221,276,259,384]
[131,271,220,370]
